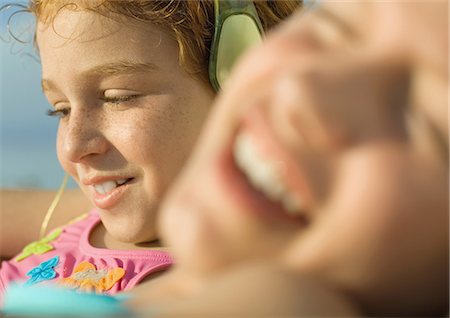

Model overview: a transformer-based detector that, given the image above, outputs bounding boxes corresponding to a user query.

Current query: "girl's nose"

[59,111,110,164]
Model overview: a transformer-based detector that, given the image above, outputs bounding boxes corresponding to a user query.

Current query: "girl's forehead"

[36,8,164,48]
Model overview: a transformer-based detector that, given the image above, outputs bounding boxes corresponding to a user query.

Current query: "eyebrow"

[87,61,159,76]
[41,60,159,92]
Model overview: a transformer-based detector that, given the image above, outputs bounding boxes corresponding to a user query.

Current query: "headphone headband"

[209,0,264,91]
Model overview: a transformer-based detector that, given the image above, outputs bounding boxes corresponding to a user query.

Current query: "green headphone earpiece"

[209,0,264,91]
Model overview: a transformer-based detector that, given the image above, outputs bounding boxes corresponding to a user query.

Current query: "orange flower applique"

[60,261,125,293]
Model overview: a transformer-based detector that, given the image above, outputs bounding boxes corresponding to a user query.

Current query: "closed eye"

[46,107,70,119]
[101,94,140,105]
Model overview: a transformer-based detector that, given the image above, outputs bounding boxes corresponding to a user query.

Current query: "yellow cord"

[39,174,69,239]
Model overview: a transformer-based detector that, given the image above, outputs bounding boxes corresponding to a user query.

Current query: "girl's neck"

[89,222,164,251]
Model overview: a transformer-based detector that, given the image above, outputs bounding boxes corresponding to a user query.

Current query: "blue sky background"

[1,0,76,188]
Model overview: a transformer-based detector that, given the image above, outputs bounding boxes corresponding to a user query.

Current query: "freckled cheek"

[117,125,159,164]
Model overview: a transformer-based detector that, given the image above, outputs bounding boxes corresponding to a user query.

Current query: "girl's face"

[37,9,213,244]
[159,2,448,315]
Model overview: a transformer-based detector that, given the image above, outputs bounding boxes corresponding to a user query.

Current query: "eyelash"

[46,108,70,119]
[102,94,139,105]
[46,95,139,119]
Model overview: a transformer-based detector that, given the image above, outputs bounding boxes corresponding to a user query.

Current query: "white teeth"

[93,179,130,195]
[116,179,128,185]
[233,132,303,215]
[94,181,117,195]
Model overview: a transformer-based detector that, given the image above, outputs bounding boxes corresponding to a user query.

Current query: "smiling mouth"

[231,130,307,221]
[93,178,134,195]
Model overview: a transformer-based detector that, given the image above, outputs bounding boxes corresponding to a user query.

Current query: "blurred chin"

[161,196,210,268]
[160,191,231,273]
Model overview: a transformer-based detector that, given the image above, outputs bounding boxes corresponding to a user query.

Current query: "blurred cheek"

[287,143,447,278]
[288,146,404,266]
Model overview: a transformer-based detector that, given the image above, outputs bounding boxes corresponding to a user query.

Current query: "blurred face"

[160,2,448,315]
[37,9,213,244]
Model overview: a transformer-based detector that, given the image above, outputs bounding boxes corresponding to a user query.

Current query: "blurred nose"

[59,110,110,164]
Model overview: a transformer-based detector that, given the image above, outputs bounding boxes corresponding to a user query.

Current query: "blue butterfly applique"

[24,256,59,286]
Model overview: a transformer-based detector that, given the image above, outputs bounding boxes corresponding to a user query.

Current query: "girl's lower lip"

[92,183,130,210]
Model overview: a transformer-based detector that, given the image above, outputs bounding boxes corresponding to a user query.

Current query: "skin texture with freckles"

[37,9,214,247]
[130,2,448,316]
[0,1,301,260]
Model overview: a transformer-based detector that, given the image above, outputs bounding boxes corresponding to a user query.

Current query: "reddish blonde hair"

[29,0,300,82]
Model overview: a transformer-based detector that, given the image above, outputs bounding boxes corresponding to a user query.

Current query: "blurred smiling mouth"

[215,106,310,224]
[233,132,303,216]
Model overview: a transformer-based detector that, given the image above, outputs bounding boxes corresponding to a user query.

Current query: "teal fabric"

[2,284,133,317]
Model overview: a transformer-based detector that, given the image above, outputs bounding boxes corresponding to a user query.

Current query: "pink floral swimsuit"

[0,209,172,306]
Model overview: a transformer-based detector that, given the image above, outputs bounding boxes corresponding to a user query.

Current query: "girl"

[0,0,299,303]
